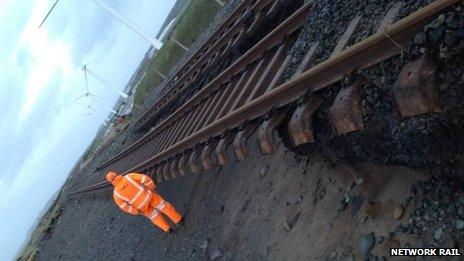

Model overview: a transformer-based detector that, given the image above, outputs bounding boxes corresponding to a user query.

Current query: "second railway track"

[70,0,462,197]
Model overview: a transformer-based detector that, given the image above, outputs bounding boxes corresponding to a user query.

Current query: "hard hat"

[106,171,118,182]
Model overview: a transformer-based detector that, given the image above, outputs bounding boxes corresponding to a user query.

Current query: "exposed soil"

[36,133,464,260]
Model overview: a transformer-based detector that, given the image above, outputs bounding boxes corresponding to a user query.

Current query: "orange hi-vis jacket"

[112,173,156,215]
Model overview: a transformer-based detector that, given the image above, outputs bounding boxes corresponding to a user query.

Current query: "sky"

[0,0,175,259]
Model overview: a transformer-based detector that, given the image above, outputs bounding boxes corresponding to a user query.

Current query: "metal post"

[171,37,189,51]
[154,69,166,79]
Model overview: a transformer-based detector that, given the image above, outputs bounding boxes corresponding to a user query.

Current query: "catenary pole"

[90,0,163,49]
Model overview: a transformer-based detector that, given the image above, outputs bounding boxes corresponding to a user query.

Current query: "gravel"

[392,175,464,248]
[360,232,375,257]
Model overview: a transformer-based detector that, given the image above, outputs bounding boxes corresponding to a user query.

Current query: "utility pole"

[90,0,163,49]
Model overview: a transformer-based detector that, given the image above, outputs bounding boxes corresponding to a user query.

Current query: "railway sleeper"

[170,159,179,179]
[215,132,236,165]
[163,163,171,181]
[257,110,287,155]
[392,55,442,118]
[234,122,259,161]
[177,155,188,176]
[201,139,219,171]
[188,150,200,173]
[288,96,323,147]
[328,78,366,136]
[155,165,164,183]
[265,0,286,21]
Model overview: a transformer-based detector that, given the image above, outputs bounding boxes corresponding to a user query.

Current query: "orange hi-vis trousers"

[142,193,182,232]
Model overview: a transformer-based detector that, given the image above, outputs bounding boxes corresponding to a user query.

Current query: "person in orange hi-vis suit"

[106,171,183,233]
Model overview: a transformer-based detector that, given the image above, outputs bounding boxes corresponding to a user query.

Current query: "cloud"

[0,96,84,208]
[16,1,73,123]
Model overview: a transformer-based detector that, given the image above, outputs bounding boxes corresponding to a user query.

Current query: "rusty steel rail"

[67,180,110,197]
[75,0,458,196]
[135,0,299,131]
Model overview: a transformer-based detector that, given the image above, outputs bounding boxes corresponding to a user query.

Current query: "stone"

[414,32,426,45]
[336,200,348,215]
[325,223,332,231]
[455,219,464,230]
[445,15,459,29]
[458,206,464,218]
[458,30,464,39]
[439,84,449,91]
[351,194,364,217]
[458,195,464,205]
[200,239,209,253]
[364,201,378,218]
[284,222,292,232]
[210,249,223,260]
[434,227,443,241]
[360,232,375,257]
[344,195,351,204]
[427,14,445,30]
[260,165,269,177]
[445,34,458,47]
[355,177,364,185]
[330,251,338,259]
[393,206,405,220]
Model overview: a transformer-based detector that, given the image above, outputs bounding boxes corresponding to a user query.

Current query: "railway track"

[70,0,460,197]
[135,0,304,131]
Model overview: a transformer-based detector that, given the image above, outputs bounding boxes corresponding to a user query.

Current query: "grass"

[134,0,223,106]
[134,40,186,105]
[171,0,222,47]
